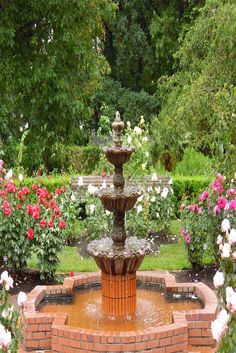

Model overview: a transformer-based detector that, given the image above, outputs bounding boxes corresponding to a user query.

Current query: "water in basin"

[39,287,202,331]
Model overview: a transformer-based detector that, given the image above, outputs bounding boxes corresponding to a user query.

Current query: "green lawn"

[28,220,190,273]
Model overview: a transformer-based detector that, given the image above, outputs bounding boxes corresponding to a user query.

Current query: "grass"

[28,220,190,273]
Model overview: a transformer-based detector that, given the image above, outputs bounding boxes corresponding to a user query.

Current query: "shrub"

[0,160,76,280]
[67,145,101,174]
[174,147,213,176]
[181,173,236,268]
[211,216,236,352]
[172,175,210,216]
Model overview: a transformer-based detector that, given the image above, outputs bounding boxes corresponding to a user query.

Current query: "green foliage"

[94,78,159,126]
[154,0,236,175]
[174,147,213,176]
[16,176,70,191]
[172,175,209,212]
[0,0,115,171]
[68,145,101,175]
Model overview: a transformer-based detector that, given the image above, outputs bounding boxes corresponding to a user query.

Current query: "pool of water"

[39,287,202,331]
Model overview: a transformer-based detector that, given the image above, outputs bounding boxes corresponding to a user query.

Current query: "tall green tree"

[104,0,204,93]
[153,0,236,174]
[0,0,114,171]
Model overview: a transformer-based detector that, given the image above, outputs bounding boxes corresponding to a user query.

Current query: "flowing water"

[39,287,202,331]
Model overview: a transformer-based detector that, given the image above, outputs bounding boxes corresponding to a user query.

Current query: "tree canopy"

[0,0,114,170]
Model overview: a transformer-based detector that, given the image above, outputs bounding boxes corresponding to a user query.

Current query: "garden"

[0,1,236,353]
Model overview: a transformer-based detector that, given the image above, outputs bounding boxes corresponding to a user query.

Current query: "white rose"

[89,204,96,214]
[140,116,145,124]
[17,291,27,306]
[150,196,156,203]
[100,181,107,190]
[77,176,84,187]
[221,243,231,258]
[134,126,142,135]
[221,219,230,233]
[213,271,224,288]
[142,136,148,143]
[161,187,169,199]
[228,229,236,244]
[127,135,132,144]
[136,205,143,214]
[18,173,24,182]
[71,193,76,202]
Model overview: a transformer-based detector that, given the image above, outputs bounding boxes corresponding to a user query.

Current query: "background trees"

[0,0,114,171]
[0,0,235,175]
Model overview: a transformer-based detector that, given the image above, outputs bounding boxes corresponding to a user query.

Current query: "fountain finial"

[112,111,124,148]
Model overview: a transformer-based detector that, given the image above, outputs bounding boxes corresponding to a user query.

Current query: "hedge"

[17,175,209,208]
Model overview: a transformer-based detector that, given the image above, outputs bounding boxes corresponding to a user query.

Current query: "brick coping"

[22,272,218,352]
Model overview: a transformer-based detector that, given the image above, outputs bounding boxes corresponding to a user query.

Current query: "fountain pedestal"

[102,272,136,315]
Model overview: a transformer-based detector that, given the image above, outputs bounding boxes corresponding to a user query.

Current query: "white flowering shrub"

[81,177,174,241]
[127,180,174,237]
[0,271,27,352]
[211,216,236,352]
[123,116,153,177]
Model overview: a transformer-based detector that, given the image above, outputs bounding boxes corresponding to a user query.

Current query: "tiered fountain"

[87,111,150,315]
[22,113,218,353]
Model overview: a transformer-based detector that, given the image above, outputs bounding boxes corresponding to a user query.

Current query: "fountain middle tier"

[95,186,141,212]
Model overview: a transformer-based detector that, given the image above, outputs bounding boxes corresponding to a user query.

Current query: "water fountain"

[87,111,150,316]
[22,113,218,353]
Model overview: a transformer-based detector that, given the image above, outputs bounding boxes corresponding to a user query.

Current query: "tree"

[0,0,114,171]
[153,0,236,174]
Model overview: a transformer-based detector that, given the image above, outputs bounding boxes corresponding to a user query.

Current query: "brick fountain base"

[22,272,217,353]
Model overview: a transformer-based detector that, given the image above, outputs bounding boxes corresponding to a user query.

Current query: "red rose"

[59,220,66,229]
[27,228,34,240]
[22,186,30,195]
[17,204,22,210]
[102,172,107,177]
[32,184,38,191]
[2,200,11,216]
[39,219,46,228]
[0,190,6,197]
[48,220,54,228]
[70,271,74,277]
[55,188,61,195]
[18,191,24,201]
[26,204,34,215]
[33,212,40,220]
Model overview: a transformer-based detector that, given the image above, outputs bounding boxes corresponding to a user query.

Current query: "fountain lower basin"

[22,272,217,353]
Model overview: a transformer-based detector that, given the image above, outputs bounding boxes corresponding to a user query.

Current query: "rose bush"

[211,216,236,353]
[181,173,236,267]
[0,270,27,352]
[0,160,76,280]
